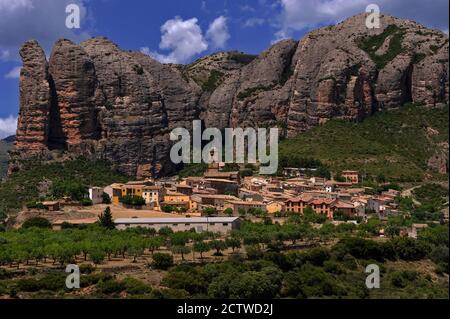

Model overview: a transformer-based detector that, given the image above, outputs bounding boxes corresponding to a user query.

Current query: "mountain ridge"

[9,12,449,178]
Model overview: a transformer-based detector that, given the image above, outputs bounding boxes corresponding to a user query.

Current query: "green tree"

[147,237,164,255]
[209,240,227,256]
[102,192,112,204]
[89,249,106,265]
[158,227,174,237]
[225,237,241,252]
[99,207,115,229]
[223,208,234,216]
[193,241,210,260]
[171,245,191,261]
[162,206,175,213]
[238,208,247,217]
[128,238,145,263]
[202,207,217,217]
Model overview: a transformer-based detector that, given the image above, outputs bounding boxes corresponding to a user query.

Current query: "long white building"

[114,217,241,234]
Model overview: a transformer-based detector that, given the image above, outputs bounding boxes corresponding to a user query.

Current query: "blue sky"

[0,0,449,137]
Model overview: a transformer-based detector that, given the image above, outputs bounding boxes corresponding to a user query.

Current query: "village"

[16,155,442,240]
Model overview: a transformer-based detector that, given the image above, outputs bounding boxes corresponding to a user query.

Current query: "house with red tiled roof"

[285,194,355,219]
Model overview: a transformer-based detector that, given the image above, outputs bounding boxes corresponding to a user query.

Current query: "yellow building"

[266,201,286,214]
[121,184,144,198]
[142,186,165,209]
[163,191,192,209]
[108,183,125,205]
[108,182,162,206]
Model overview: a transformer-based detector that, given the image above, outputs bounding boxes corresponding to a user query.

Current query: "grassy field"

[279,104,449,182]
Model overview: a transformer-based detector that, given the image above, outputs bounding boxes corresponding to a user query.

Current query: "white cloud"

[0,0,33,12]
[206,16,230,49]
[148,16,231,64]
[244,18,265,28]
[0,49,10,61]
[4,66,21,79]
[201,1,208,13]
[275,0,449,41]
[0,115,17,139]
[0,0,92,61]
[240,5,256,12]
[147,17,208,64]
[140,47,151,56]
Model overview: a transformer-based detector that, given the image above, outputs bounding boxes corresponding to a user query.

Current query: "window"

[185,223,191,226]
[209,223,215,226]
[222,223,228,226]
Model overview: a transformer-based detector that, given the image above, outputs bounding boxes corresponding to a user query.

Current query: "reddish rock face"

[15,40,51,152]
[48,39,98,148]
[11,14,449,177]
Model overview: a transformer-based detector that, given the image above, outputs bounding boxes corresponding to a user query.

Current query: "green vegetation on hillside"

[202,70,224,92]
[357,24,405,69]
[0,158,128,213]
[0,139,12,178]
[398,183,450,222]
[237,83,277,100]
[279,104,449,182]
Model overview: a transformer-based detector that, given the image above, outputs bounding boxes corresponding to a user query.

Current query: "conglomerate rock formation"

[10,13,449,178]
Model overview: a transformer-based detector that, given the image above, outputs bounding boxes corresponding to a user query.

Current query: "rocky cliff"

[10,13,449,178]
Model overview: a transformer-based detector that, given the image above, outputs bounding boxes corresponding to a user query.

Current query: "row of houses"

[84,162,405,222]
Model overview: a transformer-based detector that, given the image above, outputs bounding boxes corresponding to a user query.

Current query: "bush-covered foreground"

[0,220,448,299]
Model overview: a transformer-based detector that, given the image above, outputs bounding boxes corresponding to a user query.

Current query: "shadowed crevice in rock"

[47,75,67,151]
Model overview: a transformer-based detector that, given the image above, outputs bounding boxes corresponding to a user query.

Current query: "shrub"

[97,279,125,294]
[26,202,46,210]
[246,245,264,260]
[80,273,113,287]
[304,248,331,267]
[391,237,428,261]
[152,253,174,270]
[391,270,418,288]
[22,217,52,229]
[429,246,449,265]
[79,264,96,274]
[80,198,93,206]
[120,195,146,206]
[335,238,385,261]
[15,273,67,292]
[122,277,152,295]
[323,260,346,275]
